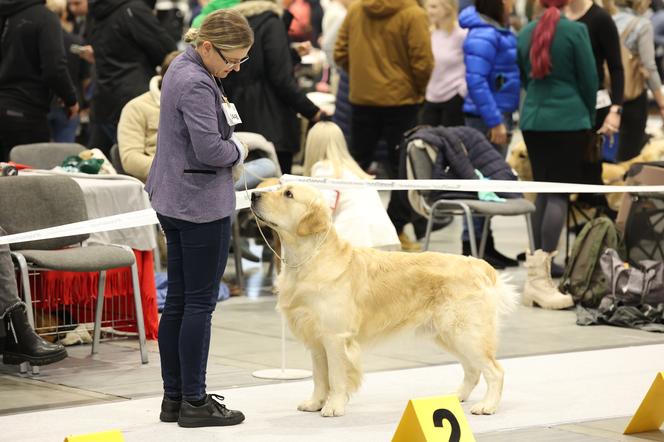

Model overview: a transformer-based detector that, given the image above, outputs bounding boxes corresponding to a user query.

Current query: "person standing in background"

[518,0,597,292]
[334,0,433,251]
[0,0,78,162]
[46,0,89,143]
[421,0,468,127]
[604,0,664,161]
[145,10,252,427]
[87,0,176,156]
[459,0,520,155]
[223,0,321,174]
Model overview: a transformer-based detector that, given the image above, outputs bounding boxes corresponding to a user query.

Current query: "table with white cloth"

[17,170,159,339]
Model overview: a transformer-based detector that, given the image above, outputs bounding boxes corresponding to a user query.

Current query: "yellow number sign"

[624,371,664,434]
[392,395,475,442]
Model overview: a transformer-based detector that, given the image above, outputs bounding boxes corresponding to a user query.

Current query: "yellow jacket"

[334,0,433,106]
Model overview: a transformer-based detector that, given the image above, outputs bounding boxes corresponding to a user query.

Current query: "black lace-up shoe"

[178,394,245,428]
[160,395,181,422]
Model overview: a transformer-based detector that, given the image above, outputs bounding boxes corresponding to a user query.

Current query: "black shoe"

[485,237,519,267]
[2,306,67,366]
[462,241,506,270]
[178,394,245,428]
[160,395,181,423]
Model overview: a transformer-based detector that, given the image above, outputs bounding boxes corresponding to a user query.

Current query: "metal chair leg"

[462,205,478,257]
[525,213,536,255]
[92,271,106,355]
[129,261,148,364]
[12,253,39,375]
[423,211,436,251]
[478,216,491,259]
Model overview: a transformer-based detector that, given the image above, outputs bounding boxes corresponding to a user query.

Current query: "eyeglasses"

[212,45,249,68]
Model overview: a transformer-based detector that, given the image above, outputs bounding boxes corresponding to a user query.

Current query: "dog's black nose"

[251,192,260,202]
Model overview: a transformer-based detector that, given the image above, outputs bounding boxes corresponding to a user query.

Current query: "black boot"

[462,241,505,270]
[484,236,519,267]
[229,238,259,263]
[178,394,245,428]
[3,306,67,366]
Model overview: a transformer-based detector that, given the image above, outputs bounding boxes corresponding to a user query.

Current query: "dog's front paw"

[320,398,346,417]
[297,398,325,412]
[470,401,497,415]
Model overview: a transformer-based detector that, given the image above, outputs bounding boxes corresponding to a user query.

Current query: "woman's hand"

[489,124,507,145]
[600,108,621,135]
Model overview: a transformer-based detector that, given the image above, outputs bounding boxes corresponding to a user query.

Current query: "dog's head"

[251,183,332,238]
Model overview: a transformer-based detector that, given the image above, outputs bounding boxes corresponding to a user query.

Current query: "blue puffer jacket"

[459,6,520,128]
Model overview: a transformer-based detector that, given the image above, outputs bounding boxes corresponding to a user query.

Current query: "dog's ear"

[296,203,329,236]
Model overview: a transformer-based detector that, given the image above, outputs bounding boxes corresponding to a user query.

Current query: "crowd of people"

[1,0,664,429]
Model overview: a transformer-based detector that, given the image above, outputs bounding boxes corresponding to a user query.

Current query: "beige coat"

[117,76,160,182]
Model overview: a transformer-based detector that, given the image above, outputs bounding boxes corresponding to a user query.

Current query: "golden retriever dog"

[250,183,518,417]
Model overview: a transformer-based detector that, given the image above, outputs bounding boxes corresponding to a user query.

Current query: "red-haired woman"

[517,0,597,307]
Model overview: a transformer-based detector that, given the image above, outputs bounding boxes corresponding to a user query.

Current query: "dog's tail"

[491,273,520,324]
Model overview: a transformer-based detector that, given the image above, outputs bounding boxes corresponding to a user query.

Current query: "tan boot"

[523,250,574,310]
[399,232,422,252]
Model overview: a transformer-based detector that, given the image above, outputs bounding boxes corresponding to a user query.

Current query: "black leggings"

[419,95,465,127]
[617,91,648,162]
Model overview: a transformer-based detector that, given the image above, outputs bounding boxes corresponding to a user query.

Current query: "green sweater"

[517,16,598,131]
[192,0,241,28]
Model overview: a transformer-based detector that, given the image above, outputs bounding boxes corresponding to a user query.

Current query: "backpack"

[605,17,649,102]
[559,217,626,307]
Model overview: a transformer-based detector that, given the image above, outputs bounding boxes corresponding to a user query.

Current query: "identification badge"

[596,89,612,109]
[221,102,242,126]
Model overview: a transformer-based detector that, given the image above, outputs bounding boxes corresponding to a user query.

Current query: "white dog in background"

[250,184,518,417]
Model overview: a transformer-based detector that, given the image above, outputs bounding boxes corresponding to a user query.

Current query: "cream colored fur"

[251,184,519,417]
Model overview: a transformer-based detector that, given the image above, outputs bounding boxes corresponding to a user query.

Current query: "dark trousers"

[0,112,50,162]
[419,95,465,127]
[157,213,231,401]
[88,122,117,158]
[350,104,420,234]
[617,91,648,162]
[350,104,420,174]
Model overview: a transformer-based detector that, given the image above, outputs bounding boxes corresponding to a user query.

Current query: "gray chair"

[0,176,148,373]
[109,144,126,175]
[9,143,86,169]
[405,138,536,257]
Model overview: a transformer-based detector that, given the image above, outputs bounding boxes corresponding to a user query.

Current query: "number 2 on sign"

[433,408,461,442]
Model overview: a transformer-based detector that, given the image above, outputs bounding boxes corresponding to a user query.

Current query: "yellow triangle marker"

[392,395,475,442]
[64,430,124,442]
[624,371,664,434]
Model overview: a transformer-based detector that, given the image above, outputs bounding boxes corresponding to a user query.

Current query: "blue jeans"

[157,213,231,401]
[47,107,79,143]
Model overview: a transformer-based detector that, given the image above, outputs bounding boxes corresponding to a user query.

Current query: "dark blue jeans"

[157,213,231,401]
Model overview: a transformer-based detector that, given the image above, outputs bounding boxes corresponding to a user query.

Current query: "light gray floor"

[1,209,663,441]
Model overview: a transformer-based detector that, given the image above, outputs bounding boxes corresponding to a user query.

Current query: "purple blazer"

[145,46,241,223]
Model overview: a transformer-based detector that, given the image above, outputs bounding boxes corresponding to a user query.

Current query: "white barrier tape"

[1,175,663,246]
[0,186,280,246]
[280,174,664,194]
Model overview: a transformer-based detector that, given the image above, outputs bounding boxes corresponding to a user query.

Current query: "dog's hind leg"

[435,338,480,403]
[298,344,329,412]
[469,356,504,415]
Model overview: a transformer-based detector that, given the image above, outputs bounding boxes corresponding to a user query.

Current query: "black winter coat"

[89,0,175,124]
[222,1,318,154]
[406,126,520,201]
[0,0,77,117]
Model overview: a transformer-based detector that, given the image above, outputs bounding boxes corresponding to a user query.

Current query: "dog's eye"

[284,190,294,199]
